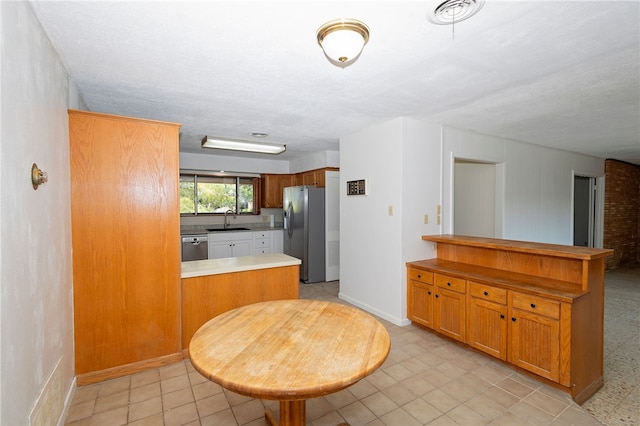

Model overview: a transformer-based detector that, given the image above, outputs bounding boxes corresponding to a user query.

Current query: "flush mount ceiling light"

[316,18,370,67]
[427,0,485,25]
[201,136,286,155]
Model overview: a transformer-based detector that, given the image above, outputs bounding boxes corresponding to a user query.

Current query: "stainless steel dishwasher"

[181,235,208,261]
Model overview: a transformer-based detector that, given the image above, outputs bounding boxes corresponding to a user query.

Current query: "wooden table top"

[189,299,391,401]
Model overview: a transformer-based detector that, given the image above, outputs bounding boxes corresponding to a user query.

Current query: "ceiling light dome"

[316,19,370,67]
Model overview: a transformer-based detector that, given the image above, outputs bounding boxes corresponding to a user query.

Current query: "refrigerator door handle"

[286,201,294,239]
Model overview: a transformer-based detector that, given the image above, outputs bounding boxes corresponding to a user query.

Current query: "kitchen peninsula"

[181,254,301,351]
[407,234,613,404]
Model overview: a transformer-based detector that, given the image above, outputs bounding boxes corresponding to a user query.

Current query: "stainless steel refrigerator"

[283,186,326,283]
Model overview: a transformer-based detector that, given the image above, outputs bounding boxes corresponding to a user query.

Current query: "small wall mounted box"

[347,179,367,196]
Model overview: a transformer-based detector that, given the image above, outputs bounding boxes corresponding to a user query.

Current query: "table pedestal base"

[265,400,306,426]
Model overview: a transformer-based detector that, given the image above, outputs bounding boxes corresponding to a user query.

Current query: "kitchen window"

[180,173,258,215]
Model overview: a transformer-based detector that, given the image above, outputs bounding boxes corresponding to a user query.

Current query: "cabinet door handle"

[500,314,505,319]
[417,274,422,278]
[511,317,516,322]
[435,294,439,298]
[427,291,432,295]
[484,291,489,296]
[530,303,536,308]
[447,282,451,286]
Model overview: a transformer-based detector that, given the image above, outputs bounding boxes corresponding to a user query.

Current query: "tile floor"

[65,266,639,426]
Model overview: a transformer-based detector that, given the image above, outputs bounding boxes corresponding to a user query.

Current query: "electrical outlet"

[424,214,429,224]
[388,205,393,216]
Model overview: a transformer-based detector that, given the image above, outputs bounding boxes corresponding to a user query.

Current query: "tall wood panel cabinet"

[69,110,182,384]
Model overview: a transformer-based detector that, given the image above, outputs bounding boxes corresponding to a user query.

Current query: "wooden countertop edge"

[422,234,614,260]
[181,254,301,279]
[407,259,587,303]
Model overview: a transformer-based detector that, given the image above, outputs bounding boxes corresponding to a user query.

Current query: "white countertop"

[181,253,301,278]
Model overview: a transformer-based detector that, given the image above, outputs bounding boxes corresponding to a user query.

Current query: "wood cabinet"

[69,110,182,384]
[261,174,295,208]
[261,168,338,208]
[407,235,613,404]
[433,274,466,342]
[467,282,508,360]
[407,269,434,328]
[181,265,299,350]
[509,292,560,381]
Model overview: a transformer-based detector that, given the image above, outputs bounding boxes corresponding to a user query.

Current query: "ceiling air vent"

[427,0,485,25]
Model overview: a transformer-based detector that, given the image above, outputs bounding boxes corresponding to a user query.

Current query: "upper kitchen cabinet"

[69,110,182,384]
[260,174,295,208]
[261,168,339,208]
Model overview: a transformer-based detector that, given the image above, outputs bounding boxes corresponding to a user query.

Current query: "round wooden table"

[189,299,391,426]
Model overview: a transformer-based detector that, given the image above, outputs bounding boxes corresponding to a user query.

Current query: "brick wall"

[604,159,640,269]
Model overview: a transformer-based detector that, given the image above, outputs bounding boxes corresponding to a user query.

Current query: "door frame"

[572,171,604,248]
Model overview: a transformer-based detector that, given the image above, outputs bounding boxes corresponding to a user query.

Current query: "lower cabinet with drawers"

[407,235,613,404]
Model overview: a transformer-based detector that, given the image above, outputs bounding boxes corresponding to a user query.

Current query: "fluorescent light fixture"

[201,136,286,155]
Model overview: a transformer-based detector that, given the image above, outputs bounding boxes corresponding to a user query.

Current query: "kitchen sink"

[206,227,251,232]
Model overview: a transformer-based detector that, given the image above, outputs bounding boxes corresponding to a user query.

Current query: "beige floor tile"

[128,396,162,423]
[338,400,377,425]
[97,376,130,397]
[447,404,490,425]
[130,370,160,389]
[64,400,95,423]
[402,397,442,424]
[523,389,570,417]
[347,378,378,400]
[159,362,188,381]
[489,411,530,425]
[224,389,254,407]
[162,387,195,411]
[231,398,265,425]
[366,369,398,390]
[324,388,358,410]
[71,385,99,405]
[192,380,224,401]
[554,406,604,425]
[130,382,161,404]
[380,382,419,406]
[127,412,164,426]
[422,387,460,414]
[400,372,436,396]
[361,391,399,417]
[200,408,239,426]
[88,406,128,426]
[305,396,335,421]
[464,393,509,422]
[481,385,520,409]
[509,400,555,424]
[160,374,191,394]
[163,402,199,426]
[93,390,129,414]
[195,392,230,418]
[309,410,347,426]
[495,377,535,399]
[379,407,422,426]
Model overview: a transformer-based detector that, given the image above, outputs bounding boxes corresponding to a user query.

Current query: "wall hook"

[31,163,48,190]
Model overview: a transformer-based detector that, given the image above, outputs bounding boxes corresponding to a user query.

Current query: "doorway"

[573,175,598,247]
[454,160,498,237]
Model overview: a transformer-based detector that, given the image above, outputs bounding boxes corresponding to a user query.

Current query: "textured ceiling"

[30,1,640,164]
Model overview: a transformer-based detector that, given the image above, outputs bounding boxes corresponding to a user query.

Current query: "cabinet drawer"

[254,232,270,239]
[408,268,433,284]
[254,238,270,248]
[511,293,560,319]
[469,282,507,305]
[435,274,466,294]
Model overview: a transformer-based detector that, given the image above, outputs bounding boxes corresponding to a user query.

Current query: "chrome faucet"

[224,209,235,229]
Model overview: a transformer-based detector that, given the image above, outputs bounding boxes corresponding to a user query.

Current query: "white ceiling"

[30,1,640,164]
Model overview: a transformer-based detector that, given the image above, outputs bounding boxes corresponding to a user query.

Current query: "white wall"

[454,161,496,237]
[442,126,605,244]
[340,118,441,325]
[180,151,291,174]
[1,2,80,424]
[289,150,339,173]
